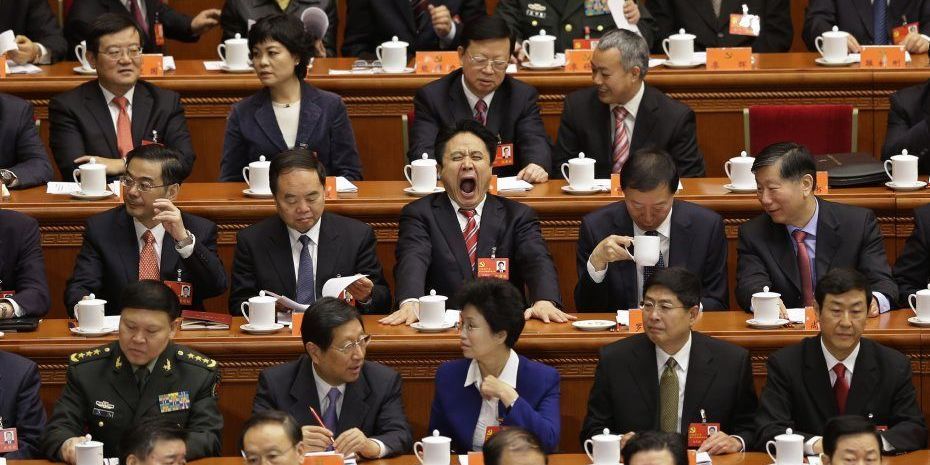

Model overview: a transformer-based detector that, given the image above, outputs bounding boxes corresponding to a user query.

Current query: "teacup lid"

[823,25,847,38]
[79,293,107,305]
[731,150,754,161]
[531,29,555,41]
[227,33,248,43]
[917,284,930,294]
[593,428,617,439]
[251,290,277,302]
[251,155,270,167]
[82,157,104,169]
[671,28,696,39]
[420,289,448,303]
[423,429,451,443]
[896,148,917,158]
[382,35,409,48]
[412,153,437,166]
[776,428,803,440]
[753,286,780,298]
[571,152,595,164]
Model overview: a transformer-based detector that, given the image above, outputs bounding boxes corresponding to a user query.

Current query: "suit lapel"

[268,218,298,297]
[336,368,371,436]
[630,87,658,154]
[87,84,120,156]
[613,204,638,299]
[254,91,287,151]
[118,209,141,282]
[315,214,341,296]
[667,203,691,268]
[855,0,876,41]
[290,357,323,424]
[160,230,180,282]
[846,340,879,415]
[680,333,717,433]
[803,337,838,420]
[629,336,660,427]
[766,216,801,294]
[814,200,841,281]
[485,80,510,138]
[476,196,504,265]
[450,76,474,123]
[688,0,723,33]
[593,98,612,166]
[433,195,473,280]
[295,84,323,149]
[131,83,153,145]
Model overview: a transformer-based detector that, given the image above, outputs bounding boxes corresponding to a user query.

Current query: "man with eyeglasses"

[581,267,757,456]
[50,13,195,180]
[241,411,307,465]
[253,297,412,458]
[64,144,227,315]
[409,15,551,183]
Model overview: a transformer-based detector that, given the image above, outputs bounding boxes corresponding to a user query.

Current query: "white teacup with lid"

[243,155,272,194]
[241,291,277,329]
[751,286,781,323]
[662,28,696,65]
[815,26,849,63]
[584,428,621,465]
[405,153,438,193]
[765,428,804,465]
[73,157,108,196]
[909,284,930,321]
[561,152,596,191]
[522,29,556,67]
[75,294,107,330]
[725,151,756,189]
[413,430,451,465]
[218,33,250,69]
[376,36,409,73]
[884,148,919,186]
[417,289,448,328]
[75,439,104,465]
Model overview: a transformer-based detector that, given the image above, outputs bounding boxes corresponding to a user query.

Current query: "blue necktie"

[874,0,889,45]
[642,230,666,286]
[322,387,341,450]
[296,235,316,305]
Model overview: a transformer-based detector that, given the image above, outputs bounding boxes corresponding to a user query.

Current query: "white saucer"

[572,319,616,331]
[243,188,273,198]
[381,67,415,74]
[70,327,117,337]
[221,64,253,73]
[240,323,285,334]
[403,186,444,196]
[70,190,116,200]
[908,316,930,327]
[561,185,605,195]
[815,57,855,67]
[746,318,789,329]
[724,183,757,193]
[73,66,97,75]
[411,321,456,332]
[885,181,927,191]
[662,59,704,68]
[521,62,564,70]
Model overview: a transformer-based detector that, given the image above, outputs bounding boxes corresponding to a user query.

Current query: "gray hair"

[595,29,649,79]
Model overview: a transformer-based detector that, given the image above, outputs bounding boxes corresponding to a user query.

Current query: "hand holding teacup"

[589,235,634,271]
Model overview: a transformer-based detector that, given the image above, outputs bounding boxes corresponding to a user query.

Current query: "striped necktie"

[460,208,478,271]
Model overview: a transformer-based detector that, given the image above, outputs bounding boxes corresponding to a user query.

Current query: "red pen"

[308,406,336,446]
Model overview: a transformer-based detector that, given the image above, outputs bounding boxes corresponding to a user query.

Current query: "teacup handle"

[910,294,918,316]
[375,46,384,63]
[240,302,251,323]
[560,162,570,182]
[815,36,825,57]
[765,440,777,463]
[413,442,425,465]
[583,439,595,463]
[403,165,414,185]
[724,160,733,181]
[72,168,81,185]
[521,40,530,57]
[662,38,671,57]
[217,43,227,64]
[884,159,894,181]
[242,166,251,186]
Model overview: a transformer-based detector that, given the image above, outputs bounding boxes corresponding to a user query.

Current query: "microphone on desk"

[301,7,329,41]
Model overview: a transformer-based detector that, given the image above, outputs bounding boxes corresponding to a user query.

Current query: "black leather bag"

[0,316,40,332]
[814,152,888,187]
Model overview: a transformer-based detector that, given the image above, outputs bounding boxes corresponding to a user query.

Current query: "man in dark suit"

[736,142,896,314]
[0,93,53,189]
[575,149,727,312]
[882,79,930,173]
[555,29,705,179]
[1,0,67,63]
[0,350,46,459]
[754,268,927,454]
[342,0,486,59]
[411,16,551,182]
[50,14,195,180]
[66,0,220,56]
[221,0,338,57]
[648,0,792,53]
[893,204,930,303]
[230,149,390,314]
[804,0,930,54]
[64,145,227,316]
[581,268,758,455]
[253,298,412,457]
[381,119,572,325]
[0,210,50,319]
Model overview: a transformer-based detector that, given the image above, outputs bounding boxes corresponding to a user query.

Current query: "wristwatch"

[174,230,195,249]
[0,169,16,186]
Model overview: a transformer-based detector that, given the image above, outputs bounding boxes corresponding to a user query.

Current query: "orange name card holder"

[141,54,165,77]
[860,45,906,69]
[415,52,461,74]
[705,47,752,71]
[564,49,594,73]
[302,453,343,465]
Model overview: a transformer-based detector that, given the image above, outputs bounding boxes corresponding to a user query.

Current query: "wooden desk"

[2,178,909,316]
[0,312,924,455]
[2,54,929,183]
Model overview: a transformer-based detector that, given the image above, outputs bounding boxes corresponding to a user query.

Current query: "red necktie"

[139,230,160,280]
[833,363,849,415]
[792,229,814,307]
[113,96,133,158]
[474,100,488,126]
[129,0,149,35]
[612,106,630,173]
[460,208,478,271]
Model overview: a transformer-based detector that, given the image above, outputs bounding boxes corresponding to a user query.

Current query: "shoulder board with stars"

[174,348,217,370]
[69,345,112,364]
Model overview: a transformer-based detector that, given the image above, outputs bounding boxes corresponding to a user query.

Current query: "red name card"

[565,49,593,73]
[706,47,752,71]
[141,54,164,77]
[860,45,906,69]
[415,52,461,74]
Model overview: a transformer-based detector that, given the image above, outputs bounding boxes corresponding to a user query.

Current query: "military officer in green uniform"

[40,280,222,463]
[496,0,657,54]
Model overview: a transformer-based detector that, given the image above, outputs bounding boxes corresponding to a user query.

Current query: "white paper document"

[46,182,81,194]
[203,61,224,71]
[786,307,806,324]
[5,61,42,74]
[163,56,177,71]
[336,176,358,193]
[322,274,367,298]
[496,176,533,192]
[262,290,309,312]
[608,0,640,34]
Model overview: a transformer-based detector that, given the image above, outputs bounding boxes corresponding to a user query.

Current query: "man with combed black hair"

[119,418,187,465]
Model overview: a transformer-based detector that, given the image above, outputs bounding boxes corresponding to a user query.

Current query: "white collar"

[448,195,487,218]
[461,75,496,113]
[655,331,692,373]
[132,219,165,246]
[633,206,673,238]
[821,337,860,375]
[287,217,322,247]
[610,82,645,119]
[464,349,520,390]
[100,83,136,107]
[311,362,346,402]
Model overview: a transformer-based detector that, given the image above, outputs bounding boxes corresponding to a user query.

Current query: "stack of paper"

[5,61,42,74]
[336,177,358,193]
[497,176,533,192]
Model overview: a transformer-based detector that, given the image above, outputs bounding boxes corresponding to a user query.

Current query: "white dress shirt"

[466,349,520,450]
[655,333,691,433]
[272,100,301,149]
[133,219,195,265]
[609,82,645,145]
[100,84,135,135]
[461,76,495,117]
[311,363,388,457]
[287,219,321,287]
[586,207,673,303]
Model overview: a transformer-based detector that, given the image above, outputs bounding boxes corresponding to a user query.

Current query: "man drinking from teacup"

[381,119,572,325]
[735,142,897,315]
[574,149,728,312]
[64,144,227,315]
[49,13,196,180]
[252,298,412,458]
[40,280,222,463]
[754,268,926,455]
[581,267,757,456]
[229,148,391,314]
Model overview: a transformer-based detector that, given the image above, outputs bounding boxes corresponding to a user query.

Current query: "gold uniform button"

[531,20,538,27]
[98,421,104,427]
[597,25,604,32]
[565,24,573,32]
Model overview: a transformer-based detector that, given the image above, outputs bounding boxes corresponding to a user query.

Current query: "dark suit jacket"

[893,204,930,302]
[341,0,486,59]
[394,193,562,307]
[580,332,758,447]
[0,0,67,62]
[253,355,413,455]
[220,81,362,181]
[882,80,930,173]
[0,210,49,318]
[65,0,197,56]
[230,213,391,313]
[0,351,46,459]
[221,0,338,57]
[648,0,792,53]
[429,355,560,453]
[755,336,927,452]
[49,80,195,180]
[575,200,728,312]
[803,0,930,51]
[64,206,227,315]
[554,86,706,179]
[410,69,552,178]
[735,197,897,311]
[0,93,52,189]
